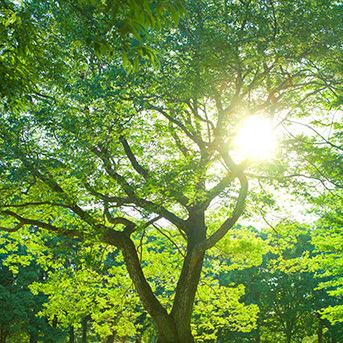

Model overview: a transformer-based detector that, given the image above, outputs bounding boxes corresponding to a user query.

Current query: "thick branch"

[104,207,137,234]
[0,201,67,209]
[134,197,188,232]
[119,136,150,178]
[1,208,178,332]
[85,182,130,206]
[117,235,178,340]
[91,147,187,230]
[198,150,250,250]
[93,147,136,197]
[202,159,249,209]
[88,181,187,230]
[0,221,24,233]
[15,153,99,229]
[121,135,190,207]
[0,210,84,238]
[104,203,161,235]
[187,100,215,131]
[202,173,248,250]
[168,123,190,157]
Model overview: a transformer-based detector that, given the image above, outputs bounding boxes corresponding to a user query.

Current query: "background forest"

[1,0,343,342]
[1,227,343,343]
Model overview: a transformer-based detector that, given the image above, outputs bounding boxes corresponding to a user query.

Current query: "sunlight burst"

[235,116,276,160]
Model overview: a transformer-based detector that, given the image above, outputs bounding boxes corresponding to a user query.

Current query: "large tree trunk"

[168,210,207,343]
[111,207,207,343]
[168,247,205,343]
[118,234,180,343]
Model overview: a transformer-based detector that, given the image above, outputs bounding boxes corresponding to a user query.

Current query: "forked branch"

[201,173,248,250]
[0,210,84,238]
[119,136,150,178]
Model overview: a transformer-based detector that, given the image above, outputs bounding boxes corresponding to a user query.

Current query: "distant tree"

[309,223,343,327]
[0,237,67,343]
[215,229,343,343]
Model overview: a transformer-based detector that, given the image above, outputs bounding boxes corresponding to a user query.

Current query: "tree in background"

[1,0,343,342]
[214,228,343,343]
[0,236,67,343]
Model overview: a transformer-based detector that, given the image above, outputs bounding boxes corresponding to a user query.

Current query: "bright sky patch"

[235,116,276,160]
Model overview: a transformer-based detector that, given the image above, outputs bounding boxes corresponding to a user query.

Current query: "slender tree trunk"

[317,319,323,343]
[0,326,7,343]
[82,316,89,343]
[29,332,38,343]
[69,325,75,343]
[106,334,115,343]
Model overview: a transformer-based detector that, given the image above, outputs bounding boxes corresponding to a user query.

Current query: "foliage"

[215,228,343,343]
[0,236,67,343]
[0,0,186,109]
[309,222,343,325]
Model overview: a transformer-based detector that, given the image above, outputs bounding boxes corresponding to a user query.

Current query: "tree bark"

[119,234,180,343]
[317,319,323,343]
[29,332,38,343]
[105,334,115,343]
[169,209,207,343]
[82,316,89,343]
[116,207,207,343]
[0,326,7,343]
[169,247,205,342]
[69,325,75,343]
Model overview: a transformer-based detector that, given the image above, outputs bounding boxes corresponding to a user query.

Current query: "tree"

[309,222,343,326]
[304,124,343,325]
[214,228,343,343]
[0,236,67,343]
[259,232,319,343]
[1,0,343,342]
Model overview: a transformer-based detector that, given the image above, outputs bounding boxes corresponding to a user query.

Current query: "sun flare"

[235,116,276,160]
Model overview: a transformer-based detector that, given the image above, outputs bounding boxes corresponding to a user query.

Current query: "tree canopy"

[1,0,343,342]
